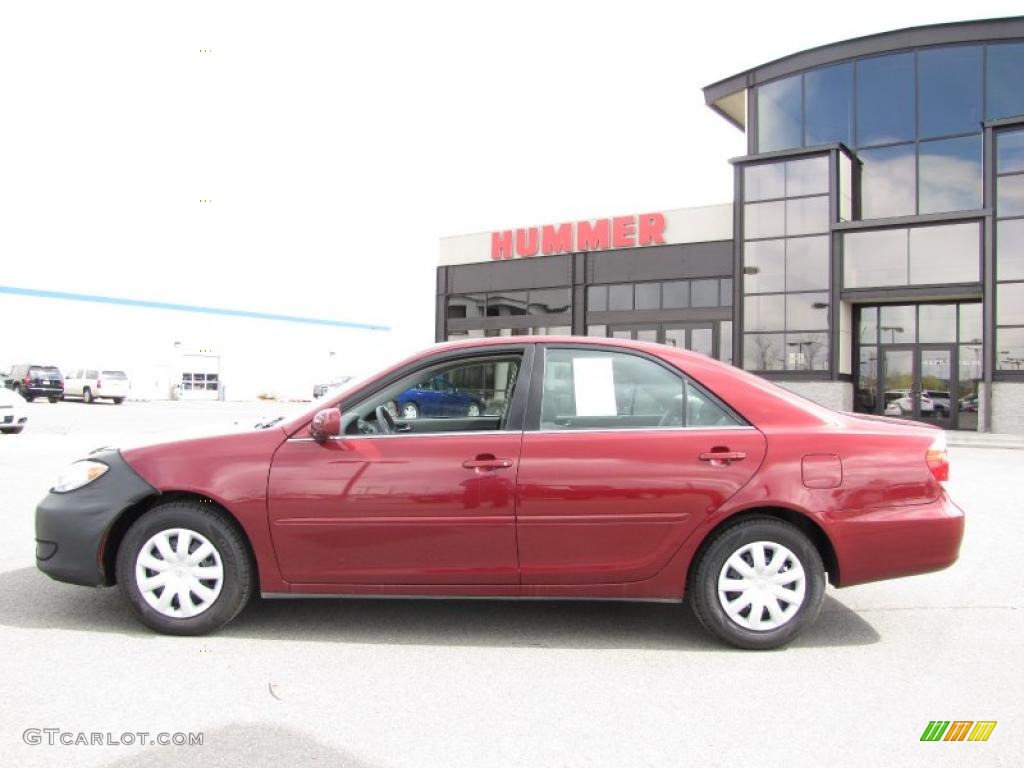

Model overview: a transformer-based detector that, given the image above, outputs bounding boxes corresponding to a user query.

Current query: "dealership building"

[436,17,1024,435]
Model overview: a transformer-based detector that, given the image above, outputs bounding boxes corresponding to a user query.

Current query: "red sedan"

[35,337,964,649]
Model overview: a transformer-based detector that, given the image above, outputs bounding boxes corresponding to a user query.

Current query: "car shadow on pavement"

[0,566,879,650]
[98,723,374,768]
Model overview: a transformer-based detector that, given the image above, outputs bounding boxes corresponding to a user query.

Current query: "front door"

[880,345,956,428]
[267,352,526,585]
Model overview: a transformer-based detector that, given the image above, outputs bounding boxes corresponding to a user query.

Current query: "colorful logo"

[921,721,997,742]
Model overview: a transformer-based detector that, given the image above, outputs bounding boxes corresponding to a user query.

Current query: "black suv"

[5,364,64,402]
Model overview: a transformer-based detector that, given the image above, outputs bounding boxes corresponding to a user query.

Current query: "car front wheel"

[689,517,825,650]
[83,388,94,404]
[116,500,254,635]
[401,402,419,420]
[466,403,481,417]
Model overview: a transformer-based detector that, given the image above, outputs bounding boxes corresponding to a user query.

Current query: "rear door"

[515,344,766,585]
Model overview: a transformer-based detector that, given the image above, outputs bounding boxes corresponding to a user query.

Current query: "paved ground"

[1,400,1021,767]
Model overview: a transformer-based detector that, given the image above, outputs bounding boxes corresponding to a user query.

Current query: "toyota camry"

[35,337,964,649]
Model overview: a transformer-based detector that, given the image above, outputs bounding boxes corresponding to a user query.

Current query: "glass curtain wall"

[741,155,831,372]
[996,127,1024,371]
[755,42,1024,220]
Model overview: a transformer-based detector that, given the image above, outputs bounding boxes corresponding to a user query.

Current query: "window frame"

[524,342,750,432]
[335,346,535,437]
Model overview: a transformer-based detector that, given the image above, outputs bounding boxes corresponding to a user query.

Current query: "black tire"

[19,387,33,402]
[82,388,93,404]
[1,427,23,434]
[689,516,825,650]
[113,397,125,405]
[48,396,60,403]
[116,500,255,635]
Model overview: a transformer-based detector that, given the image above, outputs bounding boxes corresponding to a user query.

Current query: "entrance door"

[880,345,955,428]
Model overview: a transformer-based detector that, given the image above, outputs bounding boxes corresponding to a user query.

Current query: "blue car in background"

[396,376,487,420]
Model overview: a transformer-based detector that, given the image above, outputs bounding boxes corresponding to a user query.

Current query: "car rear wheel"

[401,402,419,420]
[82,388,93,404]
[48,396,60,403]
[1,427,23,434]
[116,500,254,635]
[113,397,125,404]
[689,517,825,650]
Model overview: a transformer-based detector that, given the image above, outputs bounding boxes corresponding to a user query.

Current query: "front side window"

[539,349,739,431]
[348,355,522,435]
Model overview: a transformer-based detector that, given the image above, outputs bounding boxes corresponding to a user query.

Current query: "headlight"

[52,460,109,493]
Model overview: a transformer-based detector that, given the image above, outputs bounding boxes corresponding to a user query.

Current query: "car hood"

[94,418,289,455]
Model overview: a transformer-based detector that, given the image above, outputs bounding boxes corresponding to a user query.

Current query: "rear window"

[30,366,61,376]
[101,371,127,379]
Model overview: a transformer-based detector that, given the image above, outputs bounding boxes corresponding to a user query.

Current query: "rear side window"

[86,370,98,379]
[541,349,683,430]
[101,371,127,379]
[685,380,741,427]
[540,348,740,430]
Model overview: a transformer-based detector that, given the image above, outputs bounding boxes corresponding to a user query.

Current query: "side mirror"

[310,409,341,442]
[311,409,362,442]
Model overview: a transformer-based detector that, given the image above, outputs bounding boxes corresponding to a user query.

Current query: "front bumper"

[35,450,157,586]
[829,491,965,587]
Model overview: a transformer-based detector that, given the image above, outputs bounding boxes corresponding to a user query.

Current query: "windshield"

[30,366,61,376]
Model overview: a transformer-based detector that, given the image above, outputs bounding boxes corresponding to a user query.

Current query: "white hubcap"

[135,528,224,618]
[402,404,418,419]
[717,541,806,631]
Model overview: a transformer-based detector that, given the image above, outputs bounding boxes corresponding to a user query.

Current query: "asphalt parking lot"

[1,399,1021,767]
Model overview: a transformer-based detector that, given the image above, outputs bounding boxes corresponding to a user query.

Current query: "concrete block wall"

[991,381,1024,435]
[775,381,853,413]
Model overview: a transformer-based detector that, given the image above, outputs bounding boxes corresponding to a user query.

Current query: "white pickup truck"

[63,369,130,404]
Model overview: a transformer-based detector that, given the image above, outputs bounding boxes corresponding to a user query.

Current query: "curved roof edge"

[703,16,1024,113]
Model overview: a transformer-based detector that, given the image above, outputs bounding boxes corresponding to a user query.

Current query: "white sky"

[2,1,1021,358]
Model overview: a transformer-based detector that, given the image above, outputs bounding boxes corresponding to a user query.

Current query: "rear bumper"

[829,491,965,587]
[35,450,157,586]
[27,387,63,398]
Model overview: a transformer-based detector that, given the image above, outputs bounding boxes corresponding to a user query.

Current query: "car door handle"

[699,450,746,464]
[462,455,514,471]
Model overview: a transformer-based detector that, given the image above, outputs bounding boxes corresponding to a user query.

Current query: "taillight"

[22,377,30,386]
[97,380,102,389]
[926,433,949,483]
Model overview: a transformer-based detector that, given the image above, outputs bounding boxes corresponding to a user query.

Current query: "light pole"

[880,325,904,344]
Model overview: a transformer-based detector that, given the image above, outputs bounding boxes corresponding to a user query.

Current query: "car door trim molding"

[261,592,680,603]
[287,424,758,443]
[287,430,515,442]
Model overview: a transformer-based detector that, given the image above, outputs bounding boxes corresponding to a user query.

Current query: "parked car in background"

[0,386,29,433]
[313,375,353,399]
[63,369,130,404]
[925,390,951,417]
[884,389,934,416]
[4,364,63,402]
[35,337,963,649]
[959,394,979,412]
[395,375,487,419]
